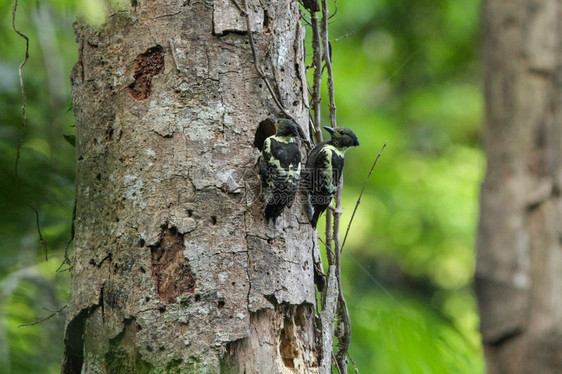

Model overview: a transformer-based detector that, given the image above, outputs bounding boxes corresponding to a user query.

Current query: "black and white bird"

[304,126,359,228]
[259,118,302,223]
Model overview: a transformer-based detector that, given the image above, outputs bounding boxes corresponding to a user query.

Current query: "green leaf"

[63,135,75,147]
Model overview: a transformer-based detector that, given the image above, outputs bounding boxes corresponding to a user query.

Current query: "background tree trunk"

[62,1,321,372]
[476,0,562,373]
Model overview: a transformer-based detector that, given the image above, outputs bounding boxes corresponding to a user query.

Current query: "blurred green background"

[0,0,484,372]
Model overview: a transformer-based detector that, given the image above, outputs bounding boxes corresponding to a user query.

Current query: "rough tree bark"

[476,1,562,373]
[61,0,322,372]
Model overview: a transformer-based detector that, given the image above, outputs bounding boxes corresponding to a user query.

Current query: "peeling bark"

[221,304,318,373]
[150,226,196,304]
[477,1,562,373]
[63,0,320,372]
[127,45,165,101]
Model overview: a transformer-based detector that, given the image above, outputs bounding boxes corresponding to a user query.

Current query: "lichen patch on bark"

[127,45,164,101]
[150,226,196,304]
[105,318,153,373]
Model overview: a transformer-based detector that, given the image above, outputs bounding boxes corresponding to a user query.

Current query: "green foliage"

[349,292,482,374]
[0,1,77,372]
[0,0,484,372]
[63,134,75,147]
[1,260,70,374]
[322,0,485,371]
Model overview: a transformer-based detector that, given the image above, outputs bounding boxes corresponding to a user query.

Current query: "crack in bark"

[61,288,105,374]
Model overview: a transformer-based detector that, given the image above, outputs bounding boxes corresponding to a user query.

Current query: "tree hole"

[254,117,277,151]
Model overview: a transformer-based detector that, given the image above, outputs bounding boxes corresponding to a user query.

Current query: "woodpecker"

[304,126,359,228]
[260,118,302,223]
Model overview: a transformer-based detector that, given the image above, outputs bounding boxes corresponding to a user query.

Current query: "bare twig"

[328,0,338,20]
[332,31,354,43]
[334,139,415,329]
[12,0,29,178]
[310,7,323,143]
[12,1,50,260]
[315,0,350,370]
[298,7,312,27]
[348,352,360,374]
[230,0,288,114]
[231,0,310,148]
[341,141,387,252]
[18,304,67,328]
[333,175,350,373]
[343,248,413,317]
[325,208,334,265]
[30,205,48,261]
[332,351,341,374]
[57,198,76,272]
[320,0,336,128]
[307,108,317,141]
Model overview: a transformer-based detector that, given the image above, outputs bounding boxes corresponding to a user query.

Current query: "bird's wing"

[269,138,301,169]
[304,141,329,193]
[262,137,301,192]
[330,148,344,188]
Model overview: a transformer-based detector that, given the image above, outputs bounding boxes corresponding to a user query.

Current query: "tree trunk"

[476,1,562,373]
[62,1,321,372]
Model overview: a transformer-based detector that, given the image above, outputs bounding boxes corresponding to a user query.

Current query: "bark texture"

[476,1,562,373]
[62,0,320,372]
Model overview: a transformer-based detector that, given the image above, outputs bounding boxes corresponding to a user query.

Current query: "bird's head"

[324,126,359,150]
[276,118,300,138]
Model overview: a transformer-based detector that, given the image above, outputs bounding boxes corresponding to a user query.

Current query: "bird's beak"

[323,126,335,134]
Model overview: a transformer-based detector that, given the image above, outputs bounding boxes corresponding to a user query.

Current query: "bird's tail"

[310,209,322,228]
[305,193,314,221]
[265,203,284,224]
[305,193,322,228]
